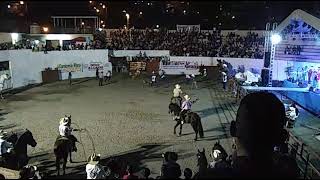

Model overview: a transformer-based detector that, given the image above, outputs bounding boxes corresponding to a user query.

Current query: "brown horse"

[53,135,78,176]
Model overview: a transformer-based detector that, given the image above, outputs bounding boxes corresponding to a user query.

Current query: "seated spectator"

[183,168,192,179]
[123,165,138,179]
[160,152,181,179]
[19,165,41,179]
[86,153,107,179]
[230,92,300,178]
[141,167,152,179]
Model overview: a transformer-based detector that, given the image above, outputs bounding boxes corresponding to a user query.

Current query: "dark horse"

[168,103,204,141]
[53,134,78,176]
[4,129,37,170]
[194,146,232,179]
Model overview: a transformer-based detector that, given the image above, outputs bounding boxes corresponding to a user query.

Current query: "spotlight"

[271,34,281,44]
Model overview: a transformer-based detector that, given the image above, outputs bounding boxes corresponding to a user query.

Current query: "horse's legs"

[179,123,183,136]
[191,123,198,141]
[174,121,180,135]
[56,157,60,176]
[69,151,73,163]
[63,157,67,175]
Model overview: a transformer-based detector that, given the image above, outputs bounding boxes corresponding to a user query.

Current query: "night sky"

[1,1,320,31]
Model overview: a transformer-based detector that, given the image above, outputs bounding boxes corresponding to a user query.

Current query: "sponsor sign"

[57,63,82,72]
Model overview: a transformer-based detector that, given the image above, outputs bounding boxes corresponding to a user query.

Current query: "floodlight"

[271,34,281,44]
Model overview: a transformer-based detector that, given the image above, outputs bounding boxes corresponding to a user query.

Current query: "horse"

[0,74,10,99]
[4,129,37,170]
[194,147,232,179]
[168,103,204,141]
[53,134,78,176]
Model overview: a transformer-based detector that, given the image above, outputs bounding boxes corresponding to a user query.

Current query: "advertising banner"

[56,63,82,72]
[84,61,112,71]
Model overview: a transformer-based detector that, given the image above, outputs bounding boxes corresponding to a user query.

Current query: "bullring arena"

[0,74,236,178]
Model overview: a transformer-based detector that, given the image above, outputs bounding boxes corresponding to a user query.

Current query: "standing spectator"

[68,71,72,86]
[185,74,191,84]
[86,153,107,179]
[222,72,228,91]
[105,70,112,83]
[151,71,156,87]
[183,168,192,179]
[96,68,99,80]
[122,165,138,179]
[191,74,198,89]
[0,130,13,164]
[99,71,104,86]
[160,152,181,179]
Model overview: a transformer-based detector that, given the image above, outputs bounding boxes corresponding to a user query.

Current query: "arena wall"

[169,56,264,73]
[0,50,109,89]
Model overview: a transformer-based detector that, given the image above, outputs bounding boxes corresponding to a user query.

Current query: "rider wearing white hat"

[86,153,107,179]
[172,84,183,107]
[58,116,73,138]
[180,95,194,120]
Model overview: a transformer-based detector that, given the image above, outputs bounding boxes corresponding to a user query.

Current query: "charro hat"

[184,95,191,100]
[175,84,181,89]
[59,117,70,126]
[88,153,101,165]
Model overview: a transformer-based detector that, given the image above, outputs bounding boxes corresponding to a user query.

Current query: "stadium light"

[7,4,11,9]
[20,1,24,5]
[271,33,282,44]
[42,27,49,33]
[156,25,159,28]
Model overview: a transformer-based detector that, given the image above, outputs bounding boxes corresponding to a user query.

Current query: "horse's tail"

[198,117,204,138]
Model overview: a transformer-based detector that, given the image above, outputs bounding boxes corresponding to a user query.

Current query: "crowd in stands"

[284,45,302,55]
[0,29,265,58]
[107,29,265,58]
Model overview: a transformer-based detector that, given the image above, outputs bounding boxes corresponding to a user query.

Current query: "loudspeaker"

[261,69,270,87]
[264,52,271,68]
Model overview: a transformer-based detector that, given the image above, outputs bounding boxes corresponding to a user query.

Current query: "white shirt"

[86,164,107,179]
[186,74,191,79]
[151,75,156,82]
[59,124,72,137]
[0,138,13,156]
[222,72,227,83]
[99,72,104,79]
[106,72,111,77]
[173,88,183,97]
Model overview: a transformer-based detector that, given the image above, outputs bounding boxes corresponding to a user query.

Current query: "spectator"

[0,130,14,163]
[99,71,104,86]
[151,71,156,87]
[123,165,138,179]
[86,153,107,179]
[19,165,41,179]
[96,68,99,80]
[160,152,181,179]
[105,70,112,83]
[222,72,228,91]
[230,92,299,178]
[68,71,72,86]
[141,167,152,179]
[183,168,192,179]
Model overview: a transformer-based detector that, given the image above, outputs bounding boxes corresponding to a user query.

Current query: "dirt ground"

[0,73,237,178]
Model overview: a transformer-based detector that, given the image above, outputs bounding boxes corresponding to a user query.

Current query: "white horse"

[0,74,10,99]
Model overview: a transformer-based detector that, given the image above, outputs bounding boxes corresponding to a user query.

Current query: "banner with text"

[176,25,201,32]
[57,63,82,72]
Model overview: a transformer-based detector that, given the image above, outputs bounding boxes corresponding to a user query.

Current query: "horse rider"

[0,130,14,164]
[180,95,197,121]
[171,84,183,107]
[57,116,79,158]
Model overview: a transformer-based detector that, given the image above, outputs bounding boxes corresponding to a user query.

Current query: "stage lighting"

[271,34,281,44]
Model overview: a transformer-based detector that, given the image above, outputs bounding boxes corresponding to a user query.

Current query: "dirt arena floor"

[0,73,237,178]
